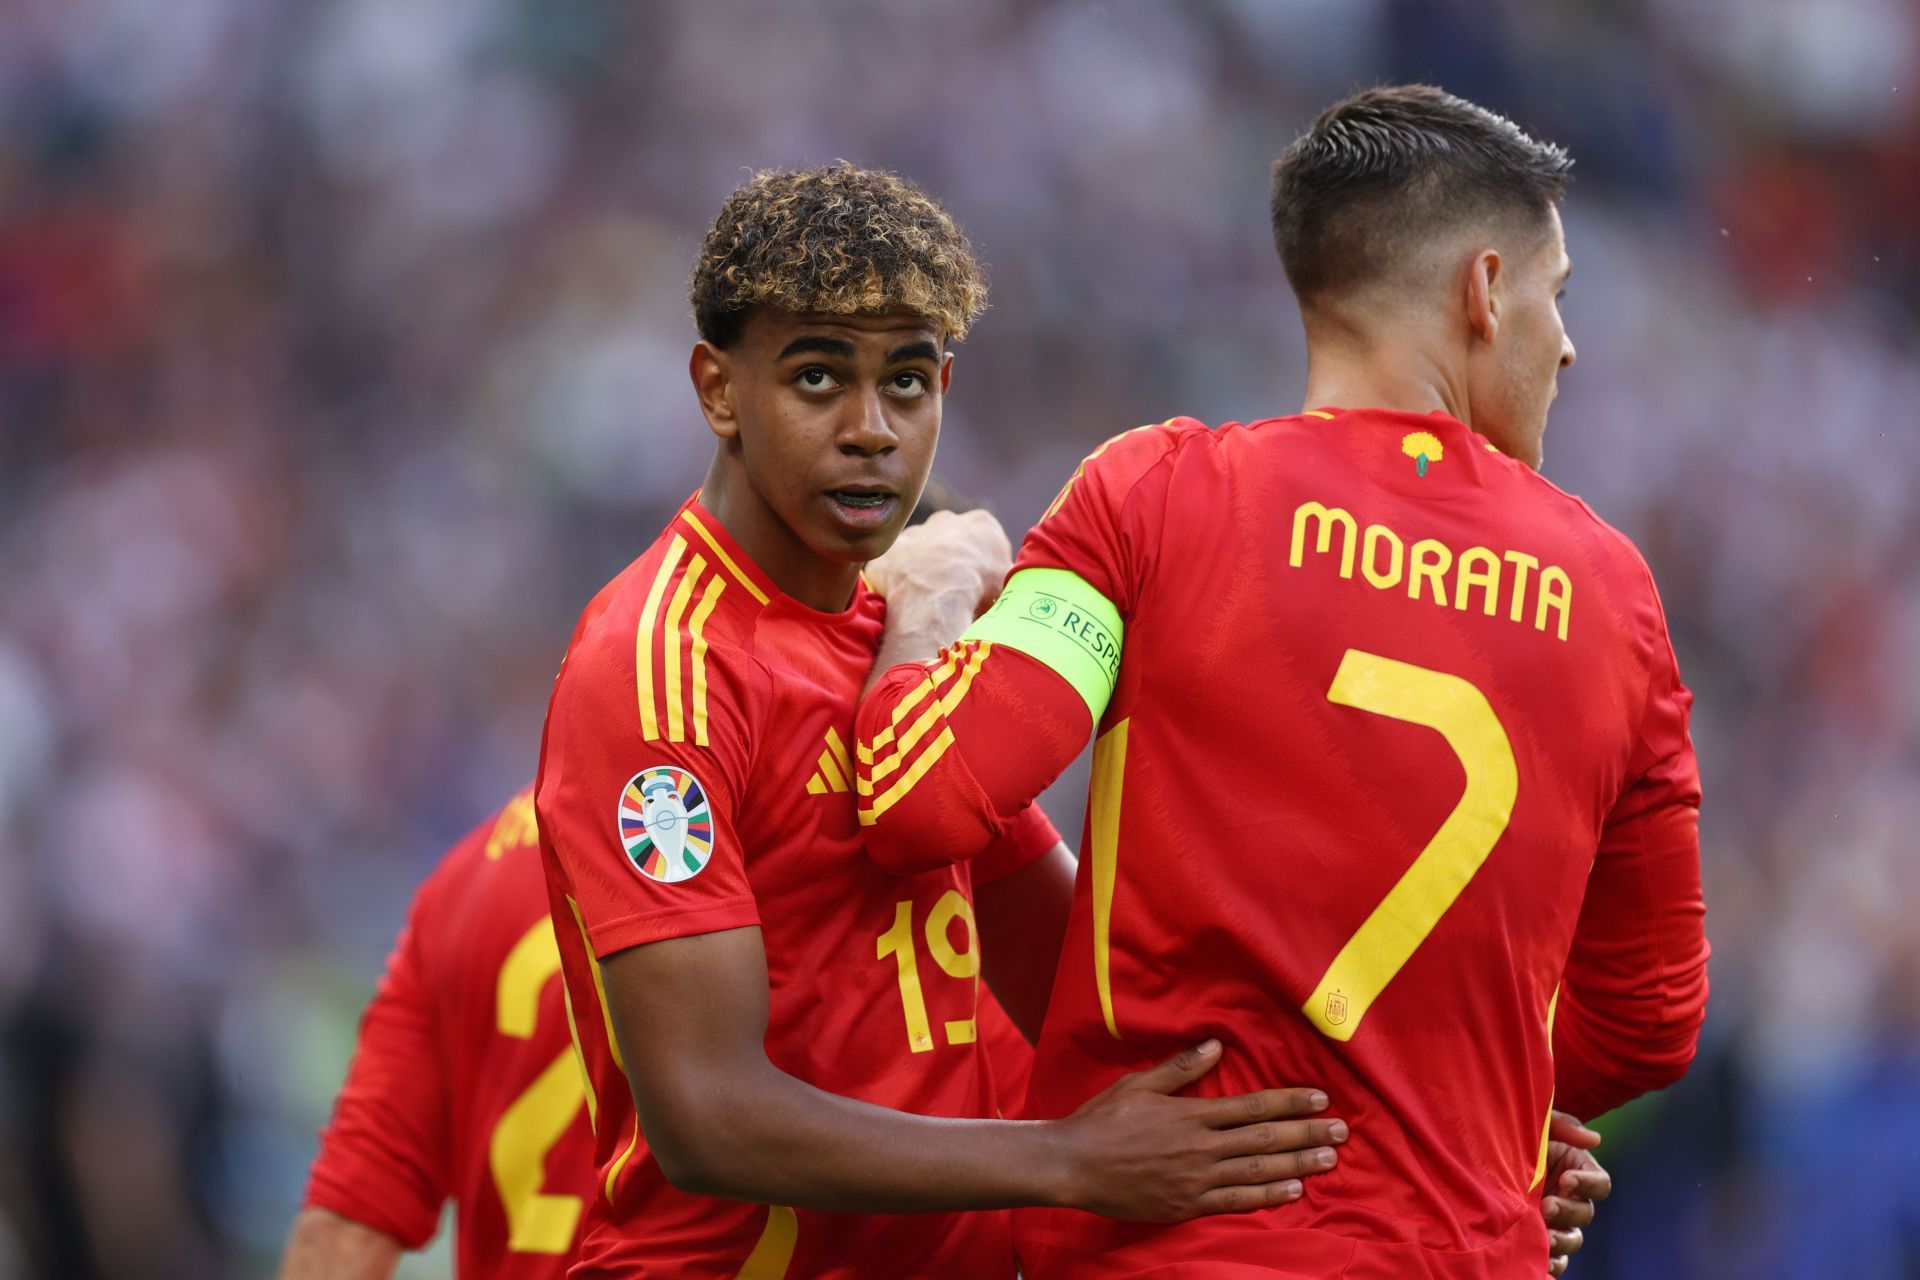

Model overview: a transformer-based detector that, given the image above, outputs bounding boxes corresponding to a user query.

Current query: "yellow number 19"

[877,890,980,1053]
[1304,650,1518,1041]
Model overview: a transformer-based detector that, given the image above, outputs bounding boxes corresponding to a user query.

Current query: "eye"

[887,371,930,399]
[795,366,840,392]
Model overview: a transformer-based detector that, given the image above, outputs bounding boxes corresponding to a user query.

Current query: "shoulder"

[1046,416,1210,521]
[1499,463,1678,662]
[398,790,542,966]
[1511,464,1660,588]
[552,535,770,751]
[1082,416,1211,480]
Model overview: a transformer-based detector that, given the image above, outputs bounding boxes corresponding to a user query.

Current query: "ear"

[1464,248,1502,345]
[938,350,955,396]
[689,341,739,441]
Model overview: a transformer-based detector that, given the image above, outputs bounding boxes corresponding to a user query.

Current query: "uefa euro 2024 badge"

[618,766,715,882]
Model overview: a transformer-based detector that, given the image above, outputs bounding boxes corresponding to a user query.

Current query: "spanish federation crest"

[618,766,714,882]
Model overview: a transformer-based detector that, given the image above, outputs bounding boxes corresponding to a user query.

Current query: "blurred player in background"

[535,163,1349,1279]
[856,85,1703,1279]
[279,789,593,1280]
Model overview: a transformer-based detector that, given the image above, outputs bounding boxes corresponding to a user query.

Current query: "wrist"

[1027,1117,1091,1211]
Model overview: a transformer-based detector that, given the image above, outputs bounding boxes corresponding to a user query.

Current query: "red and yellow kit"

[305,789,594,1279]
[536,495,1057,1278]
[856,410,1710,1279]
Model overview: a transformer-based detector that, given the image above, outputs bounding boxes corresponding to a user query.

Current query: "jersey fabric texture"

[304,788,594,1279]
[537,494,1057,1279]
[855,410,1709,1279]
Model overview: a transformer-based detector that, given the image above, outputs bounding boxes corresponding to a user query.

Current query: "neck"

[699,455,860,613]
[1298,313,1468,426]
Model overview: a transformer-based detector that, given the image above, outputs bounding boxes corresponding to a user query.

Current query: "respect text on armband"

[1011,591,1122,682]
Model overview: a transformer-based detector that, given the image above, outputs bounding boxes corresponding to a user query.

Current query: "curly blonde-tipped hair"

[690,163,987,348]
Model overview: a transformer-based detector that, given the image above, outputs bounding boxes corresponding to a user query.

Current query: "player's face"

[698,308,951,579]
[1472,207,1576,470]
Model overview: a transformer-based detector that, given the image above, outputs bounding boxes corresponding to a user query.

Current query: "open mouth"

[824,487,900,532]
[827,489,894,510]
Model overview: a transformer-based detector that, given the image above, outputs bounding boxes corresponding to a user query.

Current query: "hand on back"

[1053,1040,1347,1222]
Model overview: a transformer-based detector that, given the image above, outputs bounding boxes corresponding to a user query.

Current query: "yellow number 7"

[1304,650,1518,1041]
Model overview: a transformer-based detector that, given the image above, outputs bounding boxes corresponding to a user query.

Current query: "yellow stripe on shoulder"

[661,552,708,743]
[681,506,770,606]
[687,575,727,746]
[636,536,687,741]
[636,541,733,745]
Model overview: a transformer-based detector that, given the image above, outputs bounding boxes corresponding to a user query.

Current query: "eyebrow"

[777,335,857,361]
[886,340,942,365]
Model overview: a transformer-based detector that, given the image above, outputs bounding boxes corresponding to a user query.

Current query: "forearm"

[1553,973,1706,1119]
[1557,791,1708,1117]
[645,1057,1073,1213]
[979,842,1076,1042]
[278,1208,402,1280]
[858,644,1089,872]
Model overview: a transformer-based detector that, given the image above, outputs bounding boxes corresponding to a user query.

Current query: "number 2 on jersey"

[490,921,588,1252]
[1304,650,1518,1041]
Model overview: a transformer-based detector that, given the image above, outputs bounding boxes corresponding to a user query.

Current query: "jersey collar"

[673,494,779,609]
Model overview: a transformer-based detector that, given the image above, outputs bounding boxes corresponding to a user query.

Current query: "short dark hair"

[690,163,987,349]
[1270,85,1573,304]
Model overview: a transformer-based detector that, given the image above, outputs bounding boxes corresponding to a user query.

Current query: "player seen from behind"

[855,85,1707,1279]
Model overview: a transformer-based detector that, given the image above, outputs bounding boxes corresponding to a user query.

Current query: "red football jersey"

[305,788,595,1279]
[536,495,1055,1278]
[856,411,1709,1278]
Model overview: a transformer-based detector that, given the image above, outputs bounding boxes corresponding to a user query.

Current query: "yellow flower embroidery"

[1401,431,1444,477]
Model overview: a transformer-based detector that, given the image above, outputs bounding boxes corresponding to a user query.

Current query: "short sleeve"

[304,889,450,1249]
[537,633,763,959]
[1014,418,1199,617]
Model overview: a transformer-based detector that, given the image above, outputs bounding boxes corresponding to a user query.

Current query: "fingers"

[1208,1146,1339,1187]
[1190,1178,1304,1216]
[1125,1040,1224,1094]
[1548,1226,1585,1259]
[1548,1256,1569,1277]
[1543,1195,1596,1231]
[1198,1087,1330,1128]
[1213,1117,1348,1158]
[1559,1166,1612,1203]
[1548,1110,1601,1150]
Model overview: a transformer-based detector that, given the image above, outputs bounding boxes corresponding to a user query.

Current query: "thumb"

[1125,1039,1223,1095]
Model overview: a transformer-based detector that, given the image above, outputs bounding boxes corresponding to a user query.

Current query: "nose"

[1560,333,1577,370]
[839,388,898,457]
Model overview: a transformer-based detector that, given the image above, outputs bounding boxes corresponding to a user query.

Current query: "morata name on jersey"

[1289,501,1571,641]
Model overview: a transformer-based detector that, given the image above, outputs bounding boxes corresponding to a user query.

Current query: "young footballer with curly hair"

[532,164,1349,1279]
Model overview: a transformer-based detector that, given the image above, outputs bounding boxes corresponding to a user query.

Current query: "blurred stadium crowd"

[1,1,1916,1276]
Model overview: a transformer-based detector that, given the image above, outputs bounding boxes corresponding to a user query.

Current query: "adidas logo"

[805,727,856,795]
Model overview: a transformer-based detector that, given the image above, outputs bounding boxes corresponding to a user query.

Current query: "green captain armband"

[961,567,1123,723]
